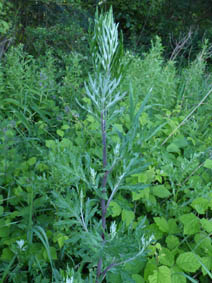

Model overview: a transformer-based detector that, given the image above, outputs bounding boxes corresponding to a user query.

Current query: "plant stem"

[101,110,107,235]
[96,110,108,282]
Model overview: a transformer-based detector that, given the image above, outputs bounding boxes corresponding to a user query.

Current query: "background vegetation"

[0,1,211,282]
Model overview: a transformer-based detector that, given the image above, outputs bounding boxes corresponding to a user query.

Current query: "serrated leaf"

[176,252,200,272]
[132,187,150,201]
[158,247,174,267]
[200,218,212,233]
[109,201,122,217]
[167,219,179,234]
[147,224,163,240]
[154,217,169,233]
[138,169,155,183]
[204,159,212,169]
[171,266,186,283]
[148,266,171,283]
[144,259,157,281]
[166,235,179,250]
[122,209,135,227]
[191,197,209,214]
[194,233,212,251]
[152,185,171,198]
[57,235,69,248]
[137,172,148,183]
[179,213,200,235]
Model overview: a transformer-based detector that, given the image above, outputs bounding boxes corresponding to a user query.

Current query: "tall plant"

[53,7,152,282]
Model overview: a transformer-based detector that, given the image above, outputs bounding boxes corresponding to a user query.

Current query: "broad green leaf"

[166,235,179,250]
[0,248,14,262]
[45,140,56,149]
[144,259,157,281]
[166,143,180,154]
[57,235,69,248]
[194,233,212,251]
[158,247,174,267]
[191,197,209,214]
[107,272,121,283]
[200,257,212,277]
[172,135,188,148]
[188,175,201,187]
[132,187,150,201]
[61,124,70,130]
[200,218,212,233]
[122,209,135,227]
[147,224,163,240]
[171,266,186,283]
[148,243,162,256]
[86,115,95,123]
[27,157,37,166]
[60,138,73,149]
[179,213,200,235]
[167,219,179,234]
[56,129,64,137]
[113,123,124,133]
[176,252,201,273]
[125,258,146,274]
[148,266,171,283]
[152,185,171,198]
[132,274,145,283]
[154,217,169,233]
[137,172,148,183]
[109,201,122,217]
[138,169,155,183]
[204,159,212,169]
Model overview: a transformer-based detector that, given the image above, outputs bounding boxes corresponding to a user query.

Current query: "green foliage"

[0,6,212,283]
[0,1,12,35]
[97,0,212,62]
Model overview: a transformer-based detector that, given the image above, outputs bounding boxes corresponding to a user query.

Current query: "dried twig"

[162,87,212,145]
[0,37,13,59]
[169,29,192,61]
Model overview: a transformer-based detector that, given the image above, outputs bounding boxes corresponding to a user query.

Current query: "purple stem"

[96,110,108,282]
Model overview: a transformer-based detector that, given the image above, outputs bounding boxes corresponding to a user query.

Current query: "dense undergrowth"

[0,10,212,283]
